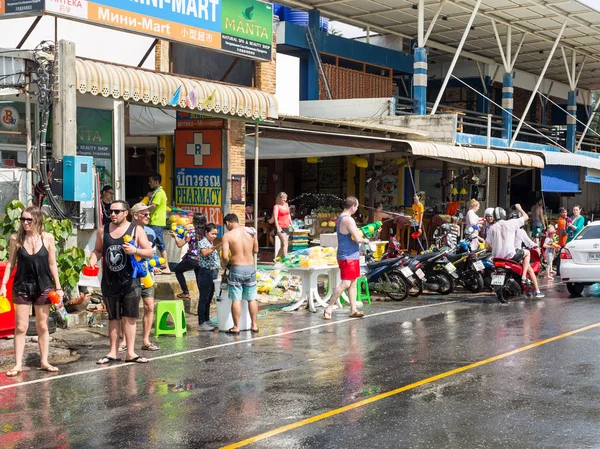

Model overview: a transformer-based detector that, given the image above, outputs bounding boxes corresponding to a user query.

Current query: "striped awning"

[75,59,278,120]
[402,141,544,169]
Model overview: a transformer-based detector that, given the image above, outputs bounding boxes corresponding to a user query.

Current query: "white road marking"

[0,301,454,391]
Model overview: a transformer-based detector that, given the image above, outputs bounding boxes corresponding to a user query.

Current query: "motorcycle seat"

[446,253,464,263]
[413,252,441,263]
[367,257,402,269]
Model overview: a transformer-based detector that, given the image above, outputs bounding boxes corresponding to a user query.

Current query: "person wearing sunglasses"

[0,206,63,377]
[116,203,160,353]
[89,200,154,365]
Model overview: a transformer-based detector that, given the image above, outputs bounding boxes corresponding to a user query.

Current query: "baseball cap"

[131,203,150,214]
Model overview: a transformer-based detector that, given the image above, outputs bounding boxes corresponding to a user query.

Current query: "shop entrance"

[125,145,158,205]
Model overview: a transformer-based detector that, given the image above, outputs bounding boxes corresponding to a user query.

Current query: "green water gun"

[358,221,382,239]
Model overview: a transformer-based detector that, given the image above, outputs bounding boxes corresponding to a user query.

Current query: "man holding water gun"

[89,200,154,365]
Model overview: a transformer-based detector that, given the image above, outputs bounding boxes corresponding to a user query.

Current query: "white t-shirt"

[465,210,481,250]
[515,228,535,249]
[486,217,525,258]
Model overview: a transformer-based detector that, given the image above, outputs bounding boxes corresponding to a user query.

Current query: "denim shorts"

[150,225,166,252]
[228,265,257,301]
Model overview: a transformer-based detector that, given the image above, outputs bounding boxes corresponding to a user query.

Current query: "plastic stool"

[154,300,187,338]
[340,277,371,305]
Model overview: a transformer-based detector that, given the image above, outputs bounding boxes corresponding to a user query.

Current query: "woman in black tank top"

[0,206,62,377]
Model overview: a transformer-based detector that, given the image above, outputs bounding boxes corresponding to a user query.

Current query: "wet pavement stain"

[3,286,600,447]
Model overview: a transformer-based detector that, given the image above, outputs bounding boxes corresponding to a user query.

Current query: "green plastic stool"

[340,277,371,305]
[154,300,187,338]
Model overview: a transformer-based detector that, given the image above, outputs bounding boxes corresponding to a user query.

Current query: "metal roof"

[277,0,600,90]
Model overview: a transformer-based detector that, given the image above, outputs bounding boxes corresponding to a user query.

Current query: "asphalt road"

[2,279,600,449]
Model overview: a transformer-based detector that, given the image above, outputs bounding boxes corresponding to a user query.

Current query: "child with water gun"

[542,224,558,278]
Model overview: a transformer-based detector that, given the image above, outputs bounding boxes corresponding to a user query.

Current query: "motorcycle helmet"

[483,207,494,217]
[441,223,452,233]
[493,207,506,221]
[458,241,469,252]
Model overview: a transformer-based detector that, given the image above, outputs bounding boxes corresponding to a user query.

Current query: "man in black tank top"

[89,200,154,365]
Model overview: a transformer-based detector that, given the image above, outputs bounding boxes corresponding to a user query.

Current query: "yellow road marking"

[222,321,600,448]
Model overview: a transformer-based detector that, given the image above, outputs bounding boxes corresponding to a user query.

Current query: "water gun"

[355,221,382,240]
[148,255,166,270]
[170,223,188,238]
[123,234,154,288]
[49,290,68,323]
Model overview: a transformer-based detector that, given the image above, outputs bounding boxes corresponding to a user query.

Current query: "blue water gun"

[123,234,154,288]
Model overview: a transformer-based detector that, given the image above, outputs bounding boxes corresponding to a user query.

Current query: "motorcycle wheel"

[494,286,508,304]
[495,278,520,303]
[386,272,409,302]
[437,272,455,295]
[408,278,423,297]
[463,270,484,293]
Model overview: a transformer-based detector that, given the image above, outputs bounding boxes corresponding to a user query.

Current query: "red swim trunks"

[338,259,360,281]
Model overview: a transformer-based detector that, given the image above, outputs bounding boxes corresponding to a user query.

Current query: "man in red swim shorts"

[323,196,369,320]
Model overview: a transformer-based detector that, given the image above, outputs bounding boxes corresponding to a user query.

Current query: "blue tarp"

[541,166,580,193]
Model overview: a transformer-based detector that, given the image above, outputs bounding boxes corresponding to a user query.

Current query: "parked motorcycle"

[361,244,410,301]
[446,242,486,293]
[491,247,542,303]
[404,247,458,296]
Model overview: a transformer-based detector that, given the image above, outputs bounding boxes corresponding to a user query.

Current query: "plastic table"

[283,265,340,313]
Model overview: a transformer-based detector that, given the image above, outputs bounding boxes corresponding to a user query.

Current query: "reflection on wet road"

[3,282,600,448]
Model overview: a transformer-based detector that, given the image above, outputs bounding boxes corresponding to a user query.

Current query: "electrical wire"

[450,74,570,153]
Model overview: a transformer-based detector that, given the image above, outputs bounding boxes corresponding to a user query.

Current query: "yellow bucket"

[0,295,11,314]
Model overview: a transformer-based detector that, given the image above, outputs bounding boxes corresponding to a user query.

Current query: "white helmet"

[484,207,494,217]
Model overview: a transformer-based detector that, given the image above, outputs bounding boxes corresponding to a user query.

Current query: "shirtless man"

[221,213,259,335]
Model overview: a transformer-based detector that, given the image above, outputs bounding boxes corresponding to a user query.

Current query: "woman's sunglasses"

[20,217,33,223]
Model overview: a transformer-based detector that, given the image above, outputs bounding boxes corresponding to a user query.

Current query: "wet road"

[3,281,600,448]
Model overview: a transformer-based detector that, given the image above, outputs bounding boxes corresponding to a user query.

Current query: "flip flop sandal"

[250,328,259,334]
[6,369,22,377]
[141,343,160,351]
[38,366,60,373]
[176,293,190,299]
[226,328,240,335]
[125,356,149,364]
[97,356,120,365]
[349,311,365,318]
[323,311,332,320]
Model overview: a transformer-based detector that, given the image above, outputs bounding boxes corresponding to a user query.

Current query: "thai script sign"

[38,0,273,61]
[174,129,222,230]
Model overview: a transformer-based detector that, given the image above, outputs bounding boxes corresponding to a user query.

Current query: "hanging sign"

[174,129,223,231]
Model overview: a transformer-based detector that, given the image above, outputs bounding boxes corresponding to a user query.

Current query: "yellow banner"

[175,186,221,207]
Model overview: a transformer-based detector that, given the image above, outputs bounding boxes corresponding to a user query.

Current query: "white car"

[560,220,600,296]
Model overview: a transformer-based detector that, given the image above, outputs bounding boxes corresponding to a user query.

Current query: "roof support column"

[307,9,321,100]
[501,72,513,142]
[510,20,567,147]
[430,0,482,115]
[413,47,427,115]
[566,90,577,152]
[577,97,600,151]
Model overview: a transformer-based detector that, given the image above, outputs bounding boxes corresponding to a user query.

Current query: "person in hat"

[117,203,160,352]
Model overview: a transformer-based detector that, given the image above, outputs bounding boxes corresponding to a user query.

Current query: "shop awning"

[401,141,544,169]
[585,168,600,184]
[76,59,278,120]
[542,166,581,193]
[541,151,600,171]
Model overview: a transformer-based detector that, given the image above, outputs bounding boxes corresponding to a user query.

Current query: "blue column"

[477,76,492,114]
[566,90,577,152]
[307,9,321,101]
[501,72,513,142]
[413,47,427,115]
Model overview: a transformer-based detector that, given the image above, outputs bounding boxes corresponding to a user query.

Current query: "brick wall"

[228,119,246,219]
[255,26,277,94]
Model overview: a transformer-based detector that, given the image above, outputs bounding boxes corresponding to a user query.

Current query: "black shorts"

[512,248,525,263]
[104,285,142,320]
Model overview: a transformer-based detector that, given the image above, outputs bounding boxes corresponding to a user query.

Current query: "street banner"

[42,0,273,61]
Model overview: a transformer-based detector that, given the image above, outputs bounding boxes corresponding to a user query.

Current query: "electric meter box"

[62,156,93,201]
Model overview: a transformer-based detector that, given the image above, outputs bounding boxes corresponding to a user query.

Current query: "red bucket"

[0,262,16,338]
[82,265,99,277]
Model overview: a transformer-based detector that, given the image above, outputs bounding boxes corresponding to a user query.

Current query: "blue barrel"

[281,7,329,32]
